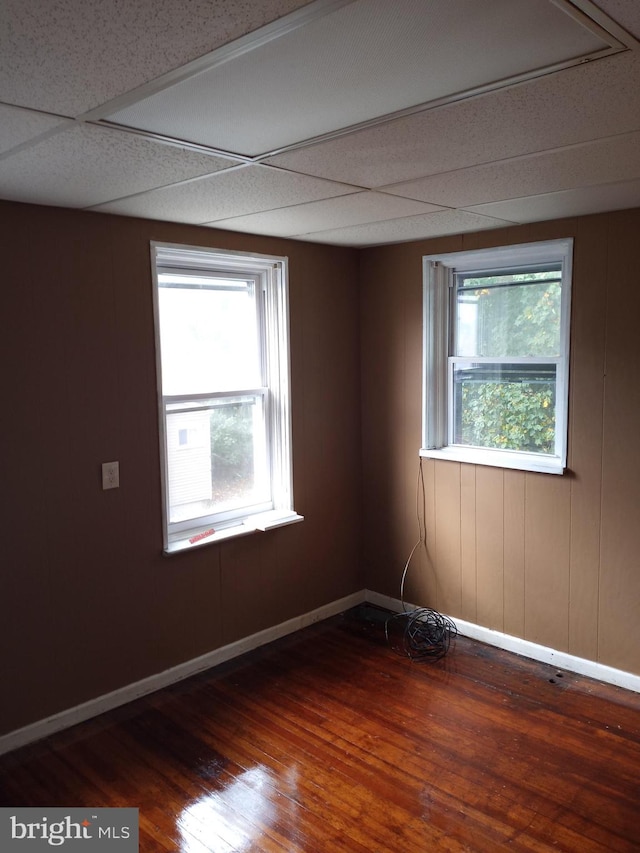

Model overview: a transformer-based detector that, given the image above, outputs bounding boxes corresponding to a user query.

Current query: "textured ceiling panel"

[205,191,443,236]
[0,124,239,208]
[0,105,69,156]
[0,0,313,116]
[296,209,515,246]
[0,0,638,246]
[106,0,612,156]
[590,0,640,39]
[92,165,358,224]
[465,178,640,222]
[381,131,640,208]
[266,50,640,187]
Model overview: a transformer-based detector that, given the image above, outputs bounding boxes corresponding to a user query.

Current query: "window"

[421,239,573,475]
[151,243,302,553]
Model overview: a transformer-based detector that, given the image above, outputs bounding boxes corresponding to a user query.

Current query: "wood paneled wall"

[0,201,363,737]
[360,209,640,677]
[3,198,640,739]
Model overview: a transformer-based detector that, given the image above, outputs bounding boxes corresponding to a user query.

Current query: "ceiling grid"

[0,0,638,245]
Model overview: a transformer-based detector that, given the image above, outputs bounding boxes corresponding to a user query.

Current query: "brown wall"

[360,208,640,677]
[4,198,640,739]
[1,201,363,736]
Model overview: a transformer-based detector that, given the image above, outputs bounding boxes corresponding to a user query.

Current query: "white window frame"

[151,242,302,554]
[421,239,573,475]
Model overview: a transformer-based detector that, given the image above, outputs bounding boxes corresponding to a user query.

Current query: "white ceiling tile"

[92,165,359,224]
[0,124,238,208]
[0,0,313,116]
[464,179,640,222]
[592,0,640,39]
[382,131,640,208]
[0,0,638,244]
[266,50,640,187]
[105,0,611,157]
[296,210,516,246]
[205,191,443,236]
[0,105,70,156]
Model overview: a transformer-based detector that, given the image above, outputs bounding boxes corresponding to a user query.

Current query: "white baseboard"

[365,590,640,695]
[0,590,365,757]
[3,587,639,757]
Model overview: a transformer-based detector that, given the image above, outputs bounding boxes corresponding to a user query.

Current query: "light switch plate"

[102,461,120,490]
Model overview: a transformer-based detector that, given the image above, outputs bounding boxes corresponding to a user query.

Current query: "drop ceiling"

[1,0,639,247]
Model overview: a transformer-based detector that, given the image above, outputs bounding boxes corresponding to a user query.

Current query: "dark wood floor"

[1,606,639,852]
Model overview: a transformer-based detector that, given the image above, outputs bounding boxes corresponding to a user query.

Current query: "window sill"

[419,445,565,475]
[164,510,304,555]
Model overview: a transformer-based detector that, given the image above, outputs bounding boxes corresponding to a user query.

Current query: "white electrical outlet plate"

[102,461,120,490]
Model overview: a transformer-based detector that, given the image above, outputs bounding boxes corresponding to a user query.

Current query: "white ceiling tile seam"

[101,0,627,158]
[78,0,358,124]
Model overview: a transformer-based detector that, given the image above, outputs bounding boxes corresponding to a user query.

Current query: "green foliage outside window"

[459,271,561,357]
[455,270,560,454]
[210,404,254,498]
[458,380,555,454]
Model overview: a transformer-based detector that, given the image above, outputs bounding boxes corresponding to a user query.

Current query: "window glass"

[158,276,261,396]
[422,239,572,474]
[166,396,269,525]
[455,269,562,358]
[452,362,556,453]
[152,244,299,551]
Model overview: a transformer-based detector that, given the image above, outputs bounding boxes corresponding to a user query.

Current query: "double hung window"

[422,239,573,474]
[152,243,301,552]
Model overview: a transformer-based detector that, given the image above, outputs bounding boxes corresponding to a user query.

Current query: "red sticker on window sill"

[189,528,215,544]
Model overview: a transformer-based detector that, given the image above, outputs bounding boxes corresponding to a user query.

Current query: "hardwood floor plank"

[204,656,618,851]
[1,609,639,852]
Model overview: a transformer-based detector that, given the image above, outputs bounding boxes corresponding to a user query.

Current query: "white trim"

[419,445,565,475]
[365,591,640,695]
[151,243,296,552]
[83,1,629,158]
[4,588,639,757]
[422,238,573,474]
[82,0,358,122]
[422,259,449,451]
[0,591,363,757]
[565,0,640,50]
[164,510,304,554]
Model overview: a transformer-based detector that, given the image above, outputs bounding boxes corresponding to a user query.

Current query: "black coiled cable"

[385,607,457,661]
[384,460,457,662]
